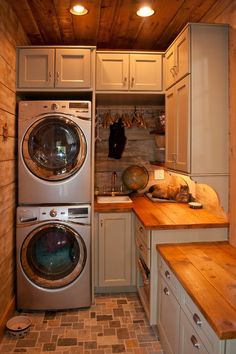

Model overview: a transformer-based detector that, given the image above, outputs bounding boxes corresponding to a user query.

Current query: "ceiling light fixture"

[136,5,155,17]
[70,4,88,16]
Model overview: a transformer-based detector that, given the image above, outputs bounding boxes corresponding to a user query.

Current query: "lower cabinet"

[157,254,236,354]
[95,212,134,289]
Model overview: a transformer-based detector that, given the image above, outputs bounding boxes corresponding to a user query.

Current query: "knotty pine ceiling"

[11,0,233,50]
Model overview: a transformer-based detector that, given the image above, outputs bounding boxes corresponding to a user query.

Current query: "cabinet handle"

[172,153,177,163]
[139,226,143,233]
[100,219,103,227]
[48,72,52,82]
[131,77,135,87]
[190,335,200,349]
[123,77,127,85]
[173,65,178,75]
[193,313,202,327]
[164,287,169,296]
[56,71,59,82]
[165,270,171,279]
[170,67,175,77]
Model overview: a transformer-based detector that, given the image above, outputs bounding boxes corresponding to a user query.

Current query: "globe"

[122,165,149,191]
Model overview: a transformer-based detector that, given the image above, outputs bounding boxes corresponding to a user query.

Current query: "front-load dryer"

[16,205,91,310]
[18,100,92,204]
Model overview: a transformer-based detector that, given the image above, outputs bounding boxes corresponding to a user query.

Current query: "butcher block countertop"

[94,195,228,230]
[157,242,236,339]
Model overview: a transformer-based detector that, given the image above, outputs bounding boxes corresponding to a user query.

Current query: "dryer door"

[20,223,87,289]
[22,115,87,181]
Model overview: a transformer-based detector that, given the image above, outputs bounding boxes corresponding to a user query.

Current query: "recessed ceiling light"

[70,4,88,16]
[136,6,155,17]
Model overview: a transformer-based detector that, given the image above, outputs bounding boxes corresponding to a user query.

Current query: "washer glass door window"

[21,224,87,289]
[22,115,87,181]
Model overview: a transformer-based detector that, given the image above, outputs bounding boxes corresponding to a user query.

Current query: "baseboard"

[0,297,15,340]
[94,286,137,294]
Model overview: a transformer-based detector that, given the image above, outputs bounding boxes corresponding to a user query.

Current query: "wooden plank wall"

[95,105,165,193]
[0,0,28,338]
[201,3,236,245]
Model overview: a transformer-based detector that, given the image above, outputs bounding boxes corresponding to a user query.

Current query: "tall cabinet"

[164,23,229,209]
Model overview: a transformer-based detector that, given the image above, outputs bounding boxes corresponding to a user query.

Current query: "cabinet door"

[129,54,162,91]
[55,49,91,88]
[165,85,177,169]
[18,48,54,88]
[98,212,132,287]
[96,53,129,90]
[180,311,209,354]
[175,76,190,173]
[174,27,189,83]
[165,76,190,173]
[165,27,189,89]
[158,275,180,354]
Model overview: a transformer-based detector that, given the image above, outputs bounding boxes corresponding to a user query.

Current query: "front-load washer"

[16,205,91,310]
[18,100,92,204]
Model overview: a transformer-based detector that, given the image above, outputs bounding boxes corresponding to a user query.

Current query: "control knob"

[51,103,59,110]
[50,209,57,217]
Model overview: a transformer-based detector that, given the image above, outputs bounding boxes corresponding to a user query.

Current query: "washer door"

[20,224,87,289]
[22,115,86,181]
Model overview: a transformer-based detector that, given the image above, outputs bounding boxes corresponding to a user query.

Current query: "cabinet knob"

[190,335,200,349]
[123,77,127,85]
[48,72,52,82]
[165,270,171,279]
[100,219,103,227]
[163,287,169,296]
[131,77,135,87]
[139,226,143,233]
[193,313,202,326]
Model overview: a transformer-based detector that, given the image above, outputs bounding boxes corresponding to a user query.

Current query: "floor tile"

[0,293,163,353]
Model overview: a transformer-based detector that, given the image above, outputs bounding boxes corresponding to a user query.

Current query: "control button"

[51,103,59,110]
[50,209,57,217]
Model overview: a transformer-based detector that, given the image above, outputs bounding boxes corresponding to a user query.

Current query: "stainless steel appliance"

[16,205,91,310]
[18,100,92,204]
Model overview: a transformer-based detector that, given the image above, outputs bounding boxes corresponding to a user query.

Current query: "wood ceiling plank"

[133,0,185,50]
[53,0,75,44]
[200,0,235,22]
[9,0,43,44]
[72,0,102,46]
[26,0,62,44]
[105,0,145,49]
[154,0,220,50]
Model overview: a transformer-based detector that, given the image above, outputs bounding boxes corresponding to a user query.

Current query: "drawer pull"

[164,287,169,296]
[165,270,171,279]
[191,335,200,349]
[193,313,202,326]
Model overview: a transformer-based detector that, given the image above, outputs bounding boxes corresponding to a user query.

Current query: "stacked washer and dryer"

[16,100,92,310]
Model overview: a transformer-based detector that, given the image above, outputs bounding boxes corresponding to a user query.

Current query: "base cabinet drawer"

[180,310,209,354]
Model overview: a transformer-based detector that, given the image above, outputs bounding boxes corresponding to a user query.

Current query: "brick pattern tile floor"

[0,293,163,353]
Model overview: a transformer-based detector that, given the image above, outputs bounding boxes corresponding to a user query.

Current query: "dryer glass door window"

[21,224,87,289]
[22,116,87,181]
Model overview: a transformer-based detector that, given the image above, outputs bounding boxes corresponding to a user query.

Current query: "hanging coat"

[108,118,127,159]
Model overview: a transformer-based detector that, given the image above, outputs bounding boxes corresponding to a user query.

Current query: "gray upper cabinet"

[17,47,94,90]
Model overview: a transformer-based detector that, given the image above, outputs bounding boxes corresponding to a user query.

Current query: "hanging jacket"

[108,118,127,159]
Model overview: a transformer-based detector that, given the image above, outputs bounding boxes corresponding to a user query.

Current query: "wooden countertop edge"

[94,196,229,230]
[157,242,236,340]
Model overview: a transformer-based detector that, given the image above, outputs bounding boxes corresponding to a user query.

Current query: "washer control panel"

[17,205,91,224]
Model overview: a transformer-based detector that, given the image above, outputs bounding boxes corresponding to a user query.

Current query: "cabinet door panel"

[18,48,54,88]
[55,49,91,88]
[158,275,180,354]
[130,54,162,91]
[96,53,129,90]
[175,28,189,82]
[98,213,132,287]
